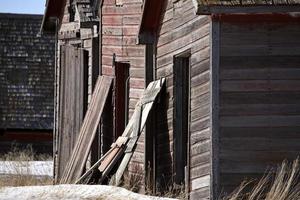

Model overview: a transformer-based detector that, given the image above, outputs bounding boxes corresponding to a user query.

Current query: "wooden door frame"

[173,50,191,190]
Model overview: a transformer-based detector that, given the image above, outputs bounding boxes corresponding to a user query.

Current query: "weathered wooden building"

[42,0,300,199]
[0,13,55,154]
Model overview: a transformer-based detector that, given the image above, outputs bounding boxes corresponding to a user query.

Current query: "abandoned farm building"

[41,0,300,199]
[0,13,55,154]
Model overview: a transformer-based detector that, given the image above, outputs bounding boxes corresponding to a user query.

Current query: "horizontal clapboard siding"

[219,20,300,193]
[101,0,145,177]
[156,0,211,198]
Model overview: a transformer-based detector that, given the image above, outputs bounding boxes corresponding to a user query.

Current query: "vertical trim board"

[210,17,220,199]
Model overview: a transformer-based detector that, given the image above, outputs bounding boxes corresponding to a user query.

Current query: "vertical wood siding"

[101,0,146,176]
[155,1,211,198]
[57,46,87,181]
[219,20,300,193]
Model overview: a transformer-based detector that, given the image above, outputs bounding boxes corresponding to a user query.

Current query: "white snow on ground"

[0,185,177,200]
[0,161,53,176]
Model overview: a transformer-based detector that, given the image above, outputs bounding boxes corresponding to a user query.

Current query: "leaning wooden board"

[115,77,166,185]
[60,76,113,184]
[74,78,166,184]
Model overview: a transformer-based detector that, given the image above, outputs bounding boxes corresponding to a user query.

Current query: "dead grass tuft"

[221,159,300,200]
[0,143,52,161]
[0,145,53,188]
[156,183,186,199]
[0,174,52,188]
[121,164,144,193]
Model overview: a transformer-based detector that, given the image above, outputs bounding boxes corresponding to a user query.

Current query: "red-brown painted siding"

[101,0,146,176]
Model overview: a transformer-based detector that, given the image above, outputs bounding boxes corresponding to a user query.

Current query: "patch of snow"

[0,161,53,177]
[0,185,178,200]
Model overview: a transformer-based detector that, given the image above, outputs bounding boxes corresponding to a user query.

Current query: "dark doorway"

[173,54,190,185]
[114,62,129,140]
[145,44,155,191]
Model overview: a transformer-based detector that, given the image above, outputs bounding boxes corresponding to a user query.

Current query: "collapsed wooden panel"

[56,45,88,182]
[60,76,112,184]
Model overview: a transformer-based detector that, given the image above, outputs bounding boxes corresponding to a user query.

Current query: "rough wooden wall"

[56,0,99,179]
[101,0,146,176]
[219,19,300,193]
[155,1,211,198]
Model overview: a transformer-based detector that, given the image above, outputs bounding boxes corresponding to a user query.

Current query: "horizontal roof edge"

[0,13,43,19]
[196,4,300,14]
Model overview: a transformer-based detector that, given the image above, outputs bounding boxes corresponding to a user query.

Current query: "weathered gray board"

[57,45,88,182]
[60,76,112,184]
[219,20,300,193]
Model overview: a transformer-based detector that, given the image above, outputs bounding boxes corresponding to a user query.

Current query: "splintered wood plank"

[60,76,113,184]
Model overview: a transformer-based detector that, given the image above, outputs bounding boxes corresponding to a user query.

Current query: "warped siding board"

[219,20,300,193]
[221,127,300,138]
[221,56,300,69]
[57,45,88,181]
[155,0,211,197]
[220,68,300,80]
[221,91,300,104]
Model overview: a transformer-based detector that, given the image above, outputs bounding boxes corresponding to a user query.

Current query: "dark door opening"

[145,44,155,191]
[114,62,129,140]
[173,54,190,185]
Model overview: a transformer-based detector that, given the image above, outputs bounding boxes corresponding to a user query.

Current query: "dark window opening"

[113,62,129,140]
[173,54,190,185]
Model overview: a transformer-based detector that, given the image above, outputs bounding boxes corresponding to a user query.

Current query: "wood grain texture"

[219,20,300,194]
[60,76,112,184]
[56,45,88,182]
[155,0,212,198]
[101,0,146,175]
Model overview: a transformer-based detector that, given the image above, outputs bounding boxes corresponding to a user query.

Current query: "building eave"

[40,0,67,34]
[195,4,300,15]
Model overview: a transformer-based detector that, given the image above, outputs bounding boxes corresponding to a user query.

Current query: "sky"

[0,0,46,14]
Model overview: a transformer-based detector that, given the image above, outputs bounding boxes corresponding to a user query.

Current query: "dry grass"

[0,174,52,188]
[121,164,144,193]
[0,145,53,188]
[156,183,186,199]
[221,159,300,200]
[0,144,52,161]
[112,163,186,198]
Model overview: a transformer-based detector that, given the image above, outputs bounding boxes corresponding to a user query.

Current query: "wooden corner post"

[210,16,220,200]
